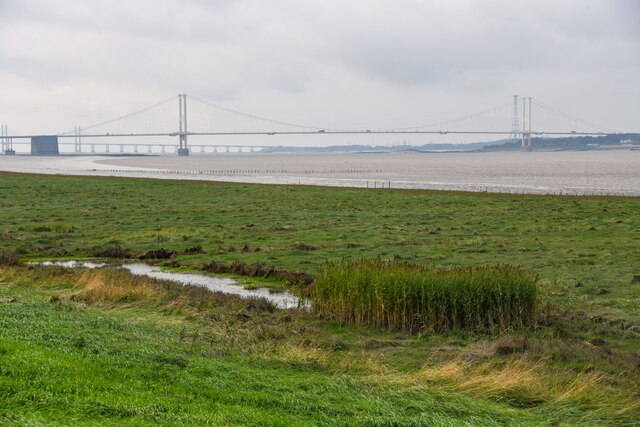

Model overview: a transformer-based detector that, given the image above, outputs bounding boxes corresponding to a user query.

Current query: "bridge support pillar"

[520,97,533,152]
[74,126,82,153]
[177,93,189,156]
[2,125,15,154]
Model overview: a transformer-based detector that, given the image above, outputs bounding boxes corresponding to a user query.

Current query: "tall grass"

[0,249,20,266]
[312,260,538,333]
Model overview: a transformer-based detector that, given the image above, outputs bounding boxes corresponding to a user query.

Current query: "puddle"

[35,260,107,269]
[32,260,306,309]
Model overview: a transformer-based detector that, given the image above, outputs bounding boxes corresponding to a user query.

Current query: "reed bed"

[312,260,538,333]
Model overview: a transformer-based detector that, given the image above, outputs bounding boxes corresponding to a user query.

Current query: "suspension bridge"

[0,94,624,155]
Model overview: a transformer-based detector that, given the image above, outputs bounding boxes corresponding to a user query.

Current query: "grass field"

[1,172,639,425]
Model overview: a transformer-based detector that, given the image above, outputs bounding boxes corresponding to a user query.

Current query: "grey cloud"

[0,0,638,138]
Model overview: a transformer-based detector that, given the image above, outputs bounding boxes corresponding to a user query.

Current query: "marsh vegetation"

[0,172,639,425]
[313,260,537,332]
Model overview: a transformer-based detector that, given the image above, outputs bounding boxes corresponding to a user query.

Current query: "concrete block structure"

[31,135,59,155]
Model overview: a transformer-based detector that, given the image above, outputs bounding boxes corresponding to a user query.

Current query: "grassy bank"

[1,172,638,325]
[1,265,639,425]
[1,172,639,424]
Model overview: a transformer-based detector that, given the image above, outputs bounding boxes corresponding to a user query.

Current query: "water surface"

[122,264,304,309]
[33,261,305,309]
[2,151,639,196]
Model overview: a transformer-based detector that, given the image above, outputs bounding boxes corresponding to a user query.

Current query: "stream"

[33,261,306,309]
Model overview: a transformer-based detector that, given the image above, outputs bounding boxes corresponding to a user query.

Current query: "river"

[1,150,638,196]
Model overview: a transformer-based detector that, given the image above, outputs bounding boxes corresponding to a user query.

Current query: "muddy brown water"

[2,151,639,196]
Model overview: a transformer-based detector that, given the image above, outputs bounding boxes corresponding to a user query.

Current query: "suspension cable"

[187,94,331,131]
[58,95,178,135]
[383,103,511,131]
[531,98,617,133]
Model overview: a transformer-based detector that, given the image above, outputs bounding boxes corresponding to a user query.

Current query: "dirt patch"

[203,260,314,286]
[139,248,177,260]
[493,335,529,356]
[183,246,206,255]
[363,339,402,349]
[291,242,318,251]
[588,338,607,347]
[91,244,132,259]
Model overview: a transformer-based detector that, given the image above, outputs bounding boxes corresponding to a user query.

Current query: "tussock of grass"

[70,268,277,317]
[0,249,20,266]
[415,357,640,423]
[74,270,159,304]
[419,358,546,407]
[313,259,538,332]
[90,244,132,258]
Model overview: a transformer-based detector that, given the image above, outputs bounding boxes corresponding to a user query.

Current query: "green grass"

[0,172,639,425]
[0,171,638,326]
[313,260,537,332]
[0,266,539,426]
[1,265,639,425]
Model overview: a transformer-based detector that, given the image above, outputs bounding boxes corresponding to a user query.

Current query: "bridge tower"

[177,94,189,156]
[2,125,15,155]
[521,96,533,152]
[74,126,82,153]
[528,97,532,148]
[509,95,519,142]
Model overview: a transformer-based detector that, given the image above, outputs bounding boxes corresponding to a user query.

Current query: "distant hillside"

[260,134,640,153]
[260,140,508,154]
[481,133,640,151]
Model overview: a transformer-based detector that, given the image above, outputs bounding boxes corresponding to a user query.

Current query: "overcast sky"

[0,0,638,145]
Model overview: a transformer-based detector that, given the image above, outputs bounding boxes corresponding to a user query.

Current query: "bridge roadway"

[6,140,267,154]
[3,129,614,139]
[3,129,614,154]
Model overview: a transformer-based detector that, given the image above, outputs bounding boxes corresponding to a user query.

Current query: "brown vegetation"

[203,260,314,286]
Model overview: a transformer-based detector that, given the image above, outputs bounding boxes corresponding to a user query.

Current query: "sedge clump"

[312,259,537,333]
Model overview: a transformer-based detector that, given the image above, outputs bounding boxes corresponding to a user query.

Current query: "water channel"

[34,261,306,309]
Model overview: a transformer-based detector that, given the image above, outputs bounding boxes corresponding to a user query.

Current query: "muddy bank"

[87,244,314,286]
[202,260,314,287]
[30,260,306,309]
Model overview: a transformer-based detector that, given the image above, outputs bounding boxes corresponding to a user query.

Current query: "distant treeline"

[261,133,639,153]
[482,133,640,151]
[261,141,508,153]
